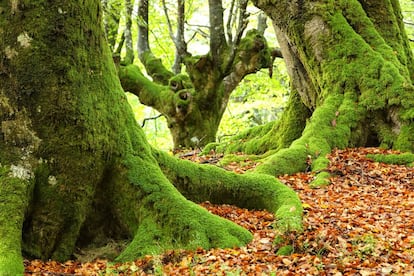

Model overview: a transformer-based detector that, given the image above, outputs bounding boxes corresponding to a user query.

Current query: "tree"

[0,1,301,274]
[117,0,282,149]
[210,0,414,184]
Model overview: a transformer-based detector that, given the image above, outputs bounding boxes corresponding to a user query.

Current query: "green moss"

[276,245,294,256]
[0,166,31,275]
[168,74,193,91]
[395,125,414,152]
[310,171,331,188]
[154,149,303,234]
[210,89,310,155]
[255,146,309,176]
[215,122,275,154]
[117,199,252,261]
[366,152,414,165]
[218,152,264,167]
[319,3,414,150]
[253,94,344,176]
[119,64,165,96]
[107,150,254,262]
[311,156,330,172]
[248,0,414,181]
[140,51,174,85]
[235,29,271,68]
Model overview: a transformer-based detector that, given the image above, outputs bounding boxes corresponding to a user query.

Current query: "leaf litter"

[24,148,414,275]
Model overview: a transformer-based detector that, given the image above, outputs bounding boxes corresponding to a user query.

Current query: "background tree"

[102,0,124,53]
[117,0,282,149]
[0,0,302,274]
[214,0,414,184]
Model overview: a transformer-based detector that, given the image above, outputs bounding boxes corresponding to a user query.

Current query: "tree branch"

[223,30,272,95]
[209,0,227,67]
[118,65,173,114]
[141,114,163,127]
[223,0,249,75]
[137,0,150,58]
[114,31,125,56]
[119,65,194,122]
[162,0,189,74]
[257,12,268,34]
[124,0,134,65]
[233,0,249,46]
[161,0,175,41]
[172,0,188,74]
[225,0,236,43]
[137,0,174,85]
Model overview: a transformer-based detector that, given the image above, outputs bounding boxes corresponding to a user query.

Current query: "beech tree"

[0,1,301,274]
[117,0,282,149]
[210,0,414,184]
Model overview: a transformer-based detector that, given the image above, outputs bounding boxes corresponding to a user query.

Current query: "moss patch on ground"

[366,152,414,166]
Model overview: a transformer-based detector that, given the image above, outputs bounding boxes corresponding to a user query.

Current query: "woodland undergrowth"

[24,147,414,275]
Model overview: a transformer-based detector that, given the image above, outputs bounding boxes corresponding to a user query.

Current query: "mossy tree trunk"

[0,1,302,274]
[118,0,277,149]
[226,0,414,179]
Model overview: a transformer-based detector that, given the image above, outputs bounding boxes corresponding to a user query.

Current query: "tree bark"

[123,0,135,64]
[246,0,414,179]
[127,0,275,149]
[121,28,273,149]
[0,0,302,273]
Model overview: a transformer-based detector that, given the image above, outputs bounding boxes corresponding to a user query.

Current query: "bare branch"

[225,0,236,43]
[269,48,283,78]
[403,20,414,26]
[141,114,163,127]
[223,0,249,75]
[124,0,135,64]
[161,0,175,41]
[233,0,249,46]
[162,0,189,74]
[114,31,125,56]
[257,12,268,34]
[209,0,227,66]
[186,22,210,29]
[172,0,188,74]
[137,0,150,59]
[136,0,174,84]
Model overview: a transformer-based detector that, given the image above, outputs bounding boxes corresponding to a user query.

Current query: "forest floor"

[24,148,414,275]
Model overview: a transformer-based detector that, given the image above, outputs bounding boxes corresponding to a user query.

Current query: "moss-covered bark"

[154,149,303,233]
[0,1,303,273]
[119,25,273,149]
[235,0,414,180]
[0,167,31,275]
[205,88,311,155]
[118,63,222,148]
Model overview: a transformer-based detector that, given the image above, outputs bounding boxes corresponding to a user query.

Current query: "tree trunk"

[241,0,414,179]
[128,0,274,149]
[121,29,273,149]
[123,0,135,64]
[0,1,302,274]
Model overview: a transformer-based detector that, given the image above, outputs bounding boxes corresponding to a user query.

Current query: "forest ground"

[24,147,414,275]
